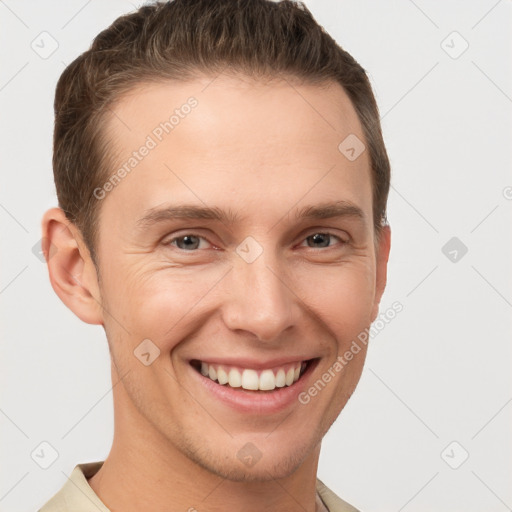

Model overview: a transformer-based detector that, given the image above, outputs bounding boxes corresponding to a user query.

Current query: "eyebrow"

[135,200,366,229]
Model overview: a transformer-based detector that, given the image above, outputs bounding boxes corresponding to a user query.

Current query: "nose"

[220,250,300,343]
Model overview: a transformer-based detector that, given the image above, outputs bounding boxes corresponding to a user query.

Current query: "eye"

[300,232,348,249]
[167,234,211,251]
[164,231,348,253]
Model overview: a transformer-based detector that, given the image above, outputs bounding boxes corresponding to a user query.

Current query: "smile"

[190,359,313,392]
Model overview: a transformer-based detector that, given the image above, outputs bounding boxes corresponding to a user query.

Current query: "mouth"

[190,358,317,393]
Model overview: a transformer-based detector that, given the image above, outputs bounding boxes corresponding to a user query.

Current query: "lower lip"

[191,360,318,414]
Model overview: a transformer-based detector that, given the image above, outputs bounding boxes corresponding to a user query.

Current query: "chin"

[180,437,315,483]
[203,456,306,483]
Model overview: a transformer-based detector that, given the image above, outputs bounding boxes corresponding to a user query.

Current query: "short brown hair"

[53,0,390,264]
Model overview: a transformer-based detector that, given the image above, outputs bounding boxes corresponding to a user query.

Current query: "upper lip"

[189,356,316,370]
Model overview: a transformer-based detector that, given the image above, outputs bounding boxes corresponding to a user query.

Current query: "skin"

[43,74,391,512]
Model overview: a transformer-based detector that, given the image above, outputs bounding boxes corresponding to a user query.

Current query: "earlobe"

[370,224,391,323]
[41,207,104,325]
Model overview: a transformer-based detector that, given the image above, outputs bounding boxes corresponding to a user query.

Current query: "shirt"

[38,461,360,512]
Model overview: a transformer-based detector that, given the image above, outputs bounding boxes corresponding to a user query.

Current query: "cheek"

[105,263,227,344]
[295,260,376,335]
[101,253,375,353]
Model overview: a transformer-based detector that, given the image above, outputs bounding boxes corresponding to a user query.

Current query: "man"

[39,0,391,510]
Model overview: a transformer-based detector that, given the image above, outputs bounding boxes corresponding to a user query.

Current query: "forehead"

[106,74,364,150]
[100,74,372,229]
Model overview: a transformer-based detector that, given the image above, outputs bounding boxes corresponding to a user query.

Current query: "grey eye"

[305,233,333,248]
[174,235,201,250]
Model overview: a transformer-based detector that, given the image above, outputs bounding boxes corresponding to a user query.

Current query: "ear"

[41,207,104,325]
[370,224,391,323]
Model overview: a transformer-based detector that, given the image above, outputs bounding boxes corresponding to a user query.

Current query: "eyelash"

[164,231,349,252]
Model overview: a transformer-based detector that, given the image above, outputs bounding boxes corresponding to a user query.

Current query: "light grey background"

[1,1,511,511]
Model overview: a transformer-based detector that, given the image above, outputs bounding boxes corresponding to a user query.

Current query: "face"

[91,74,389,481]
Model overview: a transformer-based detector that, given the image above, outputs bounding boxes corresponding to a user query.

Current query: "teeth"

[197,360,306,391]
[242,369,259,390]
[259,369,276,391]
[217,366,229,385]
[275,369,286,388]
[228,368,242,388]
